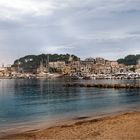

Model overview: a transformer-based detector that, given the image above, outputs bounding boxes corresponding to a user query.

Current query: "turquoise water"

[0,79,140,135]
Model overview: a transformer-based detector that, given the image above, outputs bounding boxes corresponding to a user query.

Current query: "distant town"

[0,54,140,79]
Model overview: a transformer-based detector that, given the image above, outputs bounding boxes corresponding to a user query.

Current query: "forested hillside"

[12,54,79,72]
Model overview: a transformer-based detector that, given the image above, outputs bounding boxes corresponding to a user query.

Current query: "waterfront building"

[95,57,105,65]
[62,66,71,75]
[0,66,12,77]
[136,59,140,73]
[69,61,81,72]
[37,61,48,74]
[49,61,65,69]
[93,64,111,74]
[105,60,111,66]
[110,61,120,74]
[68,58,124,75]
[110,61,119,67]
[80,63,92,74]
[118,64,127,73]
[84,57,95,63]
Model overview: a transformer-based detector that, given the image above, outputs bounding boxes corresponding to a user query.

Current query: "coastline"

[1,111,140,140]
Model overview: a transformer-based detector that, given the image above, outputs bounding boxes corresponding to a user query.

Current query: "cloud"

[43,44,74,54]
[0,0,140,64]
[0,0,55,20]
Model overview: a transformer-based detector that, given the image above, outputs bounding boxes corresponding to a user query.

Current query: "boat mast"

[47,54,50,73]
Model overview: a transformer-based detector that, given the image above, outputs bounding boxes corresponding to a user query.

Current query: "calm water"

[0,79,140,135]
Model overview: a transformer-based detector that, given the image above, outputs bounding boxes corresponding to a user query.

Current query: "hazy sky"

[0,0,140,64]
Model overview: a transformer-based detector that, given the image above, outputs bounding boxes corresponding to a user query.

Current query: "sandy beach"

[1,111,140,140]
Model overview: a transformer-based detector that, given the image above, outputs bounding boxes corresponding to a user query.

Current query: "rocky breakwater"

[65,83,140,89]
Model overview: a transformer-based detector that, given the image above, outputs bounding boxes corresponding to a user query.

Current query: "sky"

[0,0,140,64]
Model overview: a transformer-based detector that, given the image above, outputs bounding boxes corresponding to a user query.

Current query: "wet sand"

[1,111,140,140]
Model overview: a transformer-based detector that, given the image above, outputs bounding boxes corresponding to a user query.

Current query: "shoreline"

[1,111,140,140]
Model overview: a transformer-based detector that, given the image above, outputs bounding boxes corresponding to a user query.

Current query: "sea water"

[0,79,140,135]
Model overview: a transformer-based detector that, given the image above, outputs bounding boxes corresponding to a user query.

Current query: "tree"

[12,54,80,72]
[117,54,140,65]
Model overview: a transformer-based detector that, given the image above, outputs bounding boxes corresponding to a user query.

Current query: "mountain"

[12,54,80,72]
[117,54,140,65]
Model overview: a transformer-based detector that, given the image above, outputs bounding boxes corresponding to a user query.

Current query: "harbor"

[0,0,140,139]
